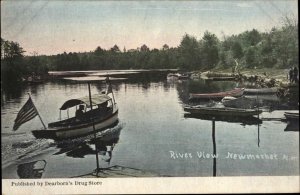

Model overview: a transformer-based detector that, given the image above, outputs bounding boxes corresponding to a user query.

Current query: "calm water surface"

[1,71,299,178]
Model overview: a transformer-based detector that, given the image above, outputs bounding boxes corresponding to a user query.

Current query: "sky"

[1,0,298,55]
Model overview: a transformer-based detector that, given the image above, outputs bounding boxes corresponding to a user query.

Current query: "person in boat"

[75,105,85,119]
[98,101,110,113]
[293,66,298,83]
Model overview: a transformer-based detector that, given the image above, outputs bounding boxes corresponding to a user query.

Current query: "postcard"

[1,0,299,194]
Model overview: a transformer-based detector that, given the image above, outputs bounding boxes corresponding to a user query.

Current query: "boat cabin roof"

[60,94,112,110]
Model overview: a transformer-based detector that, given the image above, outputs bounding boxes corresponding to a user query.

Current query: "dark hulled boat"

[184,106,262,117]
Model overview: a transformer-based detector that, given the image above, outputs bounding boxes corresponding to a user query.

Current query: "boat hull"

[222,96,263,109]
[284,112,299,121]
[184,113,262,125]
[184,106,262,117]
[244,88,278,95]
[209,77,236,81]
[32,110,119,140]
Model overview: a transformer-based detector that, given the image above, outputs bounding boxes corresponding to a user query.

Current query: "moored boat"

[167,72,190,80]
[184,113,262,125]
[221,96,262,109]
[189,88,244,100]
[284,112,299,121]
[244,87,278,95]
[184,105,262,117]
[167,73,179,80]
[284,121,299,132]
[177,73,190,79]
[209,77,236,81]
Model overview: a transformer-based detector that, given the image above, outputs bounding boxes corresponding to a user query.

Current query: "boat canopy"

[60,94,112,110]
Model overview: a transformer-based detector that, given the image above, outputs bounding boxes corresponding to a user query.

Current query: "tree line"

[1,16,298,84]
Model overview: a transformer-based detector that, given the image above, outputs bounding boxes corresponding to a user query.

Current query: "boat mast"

[87,82,100,172]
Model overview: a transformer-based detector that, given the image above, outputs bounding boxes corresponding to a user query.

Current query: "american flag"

[13,97,38,131]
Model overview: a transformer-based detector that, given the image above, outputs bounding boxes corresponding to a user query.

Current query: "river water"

[1,70,299,178]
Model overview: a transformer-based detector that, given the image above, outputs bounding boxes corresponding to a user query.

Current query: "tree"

[110,44,120,52]
[245,46,259,68]
[178,34,200,70]
[162,44,169,50]
[231,41,243,59]
[1,38,26,83]
[259,36,277,68]
[271,16,298,68]
[199,31,220,69]
[140,44,150,52]
[1,38,5,59]
[94,46,104,55]
[239,29,262,47]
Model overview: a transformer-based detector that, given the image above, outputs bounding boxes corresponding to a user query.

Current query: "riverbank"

[199,68,297,87]
[212,68,289,80]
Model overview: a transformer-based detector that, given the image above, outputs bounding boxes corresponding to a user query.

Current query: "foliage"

[199,31,220,69]
[1,16,298,84]
[1,39,26,84]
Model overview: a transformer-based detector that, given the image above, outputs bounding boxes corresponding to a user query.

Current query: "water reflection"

[176,80,190,103]
[17,160,47,179]
[212,119,216,177]
[284,121,299,132]
[54,123,122,161]
[1,83,28,104]
[1,73,140,105]
[2,71,299,178]
[188,79,237,94]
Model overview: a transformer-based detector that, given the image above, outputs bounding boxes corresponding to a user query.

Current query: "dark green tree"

[178,34,200,70]
[1,39,26,83]
[199,31,219,69]
[110,45,120,52]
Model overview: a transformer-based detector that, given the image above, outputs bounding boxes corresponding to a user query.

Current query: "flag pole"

[28,93,47,130]
[106,76,116,104]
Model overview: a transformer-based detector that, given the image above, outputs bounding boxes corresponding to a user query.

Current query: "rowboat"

[283,112,299,131]
[167,73,190,80]
[167,73,179,79]
[189,88,244,100]
[184,106,262,117]
[221,96,262,109]
[244,87,278,95]
[208,77,236,81]
[284,112,299,121]
[284,121,299,132]
[184,113,262,125]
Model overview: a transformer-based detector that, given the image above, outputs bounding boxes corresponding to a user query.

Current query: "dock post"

[212,117,216,177]
[88,82,100,173]
[256,94,260,147]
